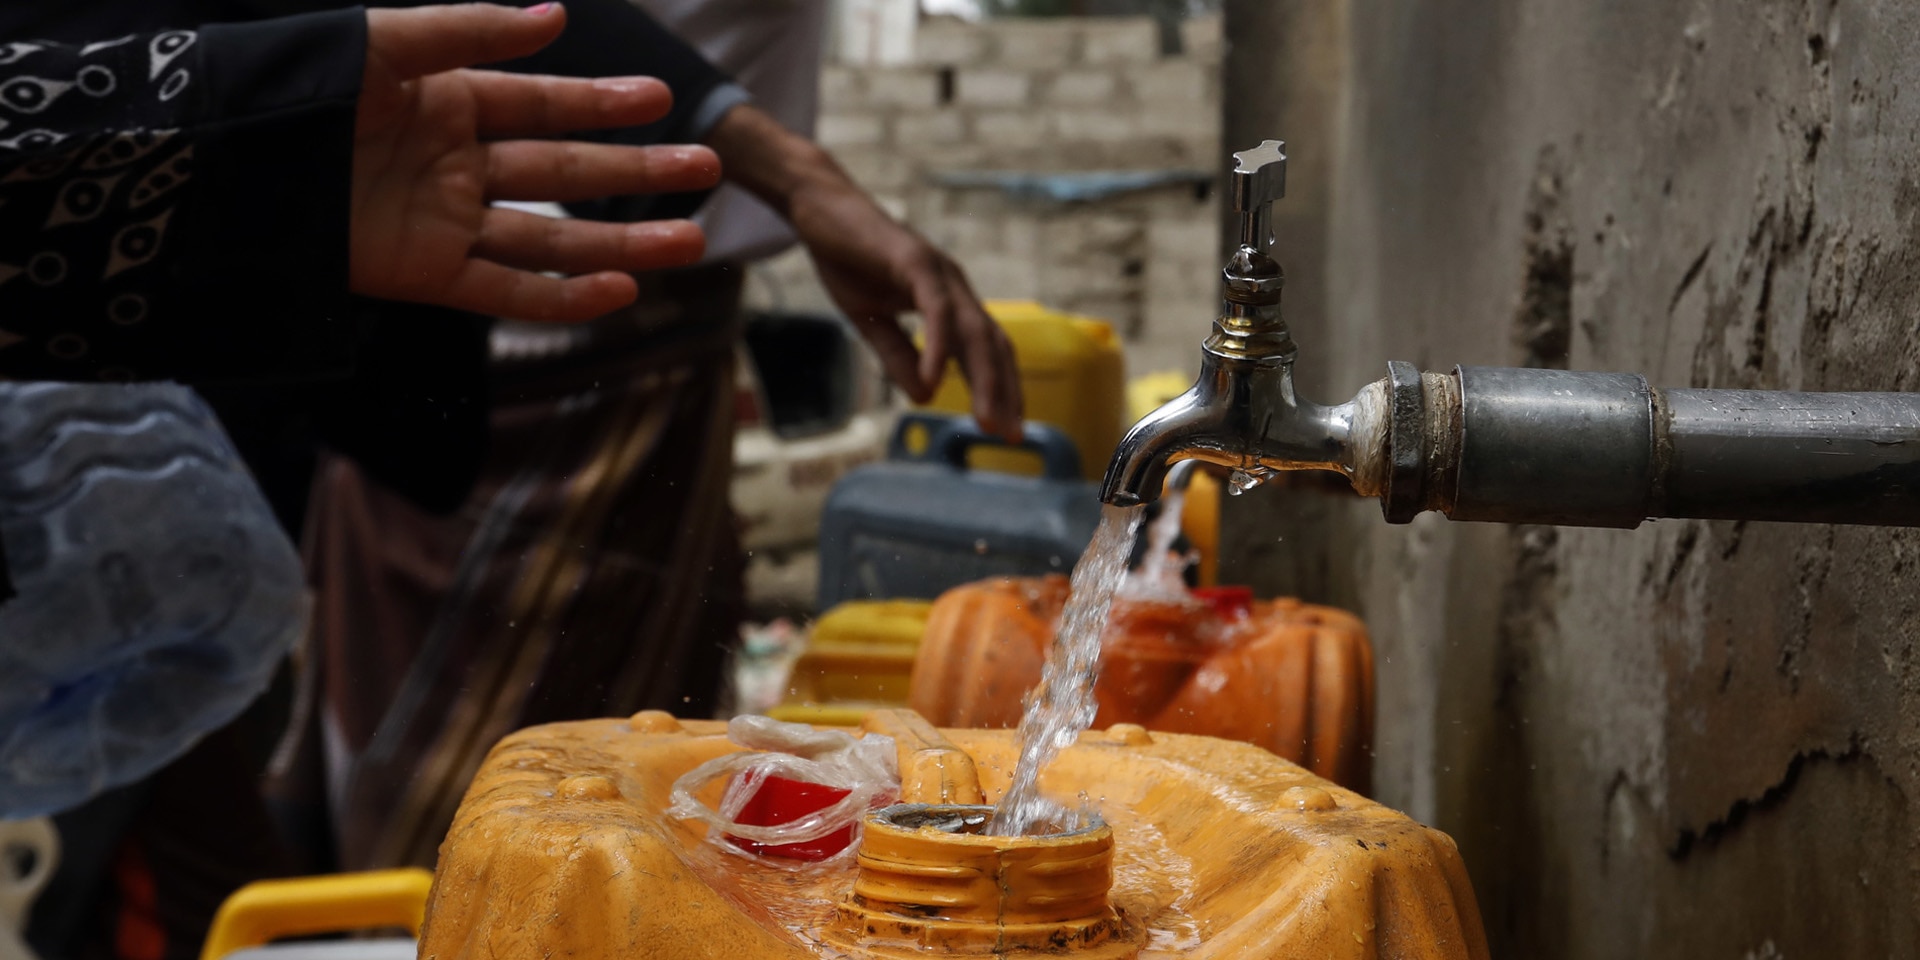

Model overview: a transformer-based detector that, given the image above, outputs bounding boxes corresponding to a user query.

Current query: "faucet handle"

[1230,140,1287,210]
[1230,140,1286,253]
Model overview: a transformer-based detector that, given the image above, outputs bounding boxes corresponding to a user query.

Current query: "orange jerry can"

[418,708,1486,960]
[908,577,1376,793]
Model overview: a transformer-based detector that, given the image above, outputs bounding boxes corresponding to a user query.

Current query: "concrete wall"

[748,14,1224,378]
[1221,0,1920,956]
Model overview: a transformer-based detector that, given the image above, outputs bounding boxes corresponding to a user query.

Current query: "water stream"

[1127,481,1195,602]
[986,503,1145,836]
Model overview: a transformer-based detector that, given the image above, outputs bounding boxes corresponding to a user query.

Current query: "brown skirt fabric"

[291,268,746,871]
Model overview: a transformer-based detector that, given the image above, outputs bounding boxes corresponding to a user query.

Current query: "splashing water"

[1124,479,1196,604]
[986,503,1145,836]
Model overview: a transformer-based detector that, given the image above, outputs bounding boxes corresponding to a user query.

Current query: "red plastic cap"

[725,773,856,861]
[1191,585,1254,619]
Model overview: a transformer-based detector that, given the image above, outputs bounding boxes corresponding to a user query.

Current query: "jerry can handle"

[888,412,1083,481]
[200,869,434,960]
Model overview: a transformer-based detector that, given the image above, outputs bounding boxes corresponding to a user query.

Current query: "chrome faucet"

[1103,141,1387,509]
[1102,139,1920,529]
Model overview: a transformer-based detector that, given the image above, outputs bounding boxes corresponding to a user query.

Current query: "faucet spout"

[1099,351,1373,506]
[1099,385,1208,507]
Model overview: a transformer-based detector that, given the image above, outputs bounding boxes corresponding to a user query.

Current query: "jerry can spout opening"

[833,802,1129,957]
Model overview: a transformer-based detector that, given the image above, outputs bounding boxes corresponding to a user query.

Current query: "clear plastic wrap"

[668,715,898,858]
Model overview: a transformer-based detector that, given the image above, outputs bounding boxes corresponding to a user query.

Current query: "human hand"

[352,3,722,323]
[708,105,1022,440]
[793,177,1024,441]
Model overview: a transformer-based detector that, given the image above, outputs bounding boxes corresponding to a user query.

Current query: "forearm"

[704,102,848,220]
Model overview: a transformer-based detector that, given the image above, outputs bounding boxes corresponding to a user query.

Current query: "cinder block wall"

[1223,1,1920,957]
[749,14,1225,379]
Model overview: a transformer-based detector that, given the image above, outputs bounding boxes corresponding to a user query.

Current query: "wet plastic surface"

[421,709,1484,960]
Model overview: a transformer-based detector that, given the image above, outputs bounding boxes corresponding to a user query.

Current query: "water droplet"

[974,538,989,554]
[1229,466,1277,494]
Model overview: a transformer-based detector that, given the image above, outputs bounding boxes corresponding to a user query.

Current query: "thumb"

[365,2,567,82]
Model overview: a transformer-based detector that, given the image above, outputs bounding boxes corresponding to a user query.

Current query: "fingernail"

[664,144,718,166]
[525,3,559,15]
[592,77,649,94]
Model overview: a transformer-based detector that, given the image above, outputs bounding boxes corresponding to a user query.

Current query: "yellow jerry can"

[771,600,932,723]
[202,869,432,960]
[923,301,1126,483]
[419,709,1486,960]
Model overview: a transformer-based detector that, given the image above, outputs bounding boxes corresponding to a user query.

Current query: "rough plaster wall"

[746,15,1224,380]
[1222,0,1920,955]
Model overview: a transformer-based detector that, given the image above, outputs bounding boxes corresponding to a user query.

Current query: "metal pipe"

[1376,365,1920,528]
[1401,366,1658,527]
[1108,360,1920,529]
[1660,389,1920,524]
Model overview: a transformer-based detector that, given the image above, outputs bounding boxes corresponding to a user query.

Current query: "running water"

[1125,480,1196,603]
[987,503,1145,836]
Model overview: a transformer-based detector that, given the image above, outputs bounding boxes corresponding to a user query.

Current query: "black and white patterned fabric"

[0,10,365,384]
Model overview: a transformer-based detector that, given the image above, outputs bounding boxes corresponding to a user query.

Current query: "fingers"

[467,72,674,138]
[903,254,1022,441]
[442,260,641,323]
[853,314,931,405]
[474,208,705,273]
[486,142,720,202]
[907,262,954,399]
[365,2,567,82]
[946,270,1024,441]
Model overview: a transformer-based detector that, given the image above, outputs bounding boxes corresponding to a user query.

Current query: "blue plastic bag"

[0,383,308,818]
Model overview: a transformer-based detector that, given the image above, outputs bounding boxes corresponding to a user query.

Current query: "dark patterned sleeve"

[0,8,365,384]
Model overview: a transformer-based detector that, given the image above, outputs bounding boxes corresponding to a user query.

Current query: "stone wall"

[1222,0,1920,956]
[748,13,1224,378]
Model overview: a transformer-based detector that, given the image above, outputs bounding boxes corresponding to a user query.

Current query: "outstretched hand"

[708,104,1022,441]
[351,3,721,323]
[793,177,1024,443]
